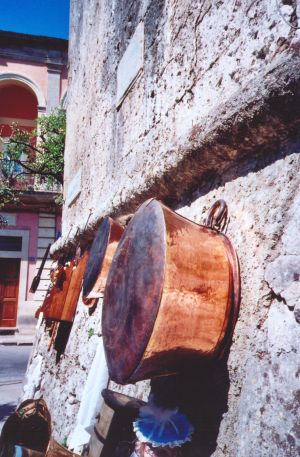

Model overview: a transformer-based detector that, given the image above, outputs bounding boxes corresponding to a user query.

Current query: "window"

[0,236,22,251]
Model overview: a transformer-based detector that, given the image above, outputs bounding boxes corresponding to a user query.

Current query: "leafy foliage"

[0,181,19,208]
[0,108,65,208]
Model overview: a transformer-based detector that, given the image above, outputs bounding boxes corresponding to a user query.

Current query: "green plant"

[0,108,66,207]
[61,436,68,448]
[87,328,95,340]
[0,181,19,209]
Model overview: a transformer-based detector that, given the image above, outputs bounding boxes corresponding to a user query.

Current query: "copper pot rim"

[82,216,111,300]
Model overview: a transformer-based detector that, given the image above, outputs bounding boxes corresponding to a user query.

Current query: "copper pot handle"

[205,199,228,232]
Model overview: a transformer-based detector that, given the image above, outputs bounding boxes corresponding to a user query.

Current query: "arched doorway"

[0,80,38,137]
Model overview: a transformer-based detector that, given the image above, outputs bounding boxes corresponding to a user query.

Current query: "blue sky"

[0,0,70,39]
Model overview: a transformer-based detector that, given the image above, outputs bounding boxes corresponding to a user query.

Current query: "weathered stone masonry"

[25,1,300,457]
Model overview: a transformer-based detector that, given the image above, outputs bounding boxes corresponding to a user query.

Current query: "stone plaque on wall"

[67,168,82,207]
[116,22,144,108]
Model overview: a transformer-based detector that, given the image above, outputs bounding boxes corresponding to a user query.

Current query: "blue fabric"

[133,404,193,447]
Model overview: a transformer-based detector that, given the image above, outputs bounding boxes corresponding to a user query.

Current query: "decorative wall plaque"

[67,168,81,207]
[116,22,144,108]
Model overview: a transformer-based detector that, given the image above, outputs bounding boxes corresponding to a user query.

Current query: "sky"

[0,0,70,39]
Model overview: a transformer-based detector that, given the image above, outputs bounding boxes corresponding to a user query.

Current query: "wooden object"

[101,389,145,412]
[103,199,240,384]
[47,322,58,351]
[86,390,144,457]
[82,217,124,307]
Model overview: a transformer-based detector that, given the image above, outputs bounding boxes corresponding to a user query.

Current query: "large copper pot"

[82,217,124,307]
[103,199,240,384]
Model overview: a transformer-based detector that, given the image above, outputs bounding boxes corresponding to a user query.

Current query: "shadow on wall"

[54,321,73,364]
[174,137,300,211]
[151,359,230,457]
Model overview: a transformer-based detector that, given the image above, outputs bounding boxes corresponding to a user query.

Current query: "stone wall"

[60,0,300,241]
[25,143,300,456]
[24,1,300,456]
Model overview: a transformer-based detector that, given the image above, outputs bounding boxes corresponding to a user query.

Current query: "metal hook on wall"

[205,199,228,232]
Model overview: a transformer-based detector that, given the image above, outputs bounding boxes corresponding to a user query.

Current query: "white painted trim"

[0,229,29,305]
[0,212,16,226]
[0,72,46,109]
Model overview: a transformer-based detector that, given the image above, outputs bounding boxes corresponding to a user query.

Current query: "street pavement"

[0,345,32,432]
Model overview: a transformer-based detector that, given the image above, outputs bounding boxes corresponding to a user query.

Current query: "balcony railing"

[0,159,62,193]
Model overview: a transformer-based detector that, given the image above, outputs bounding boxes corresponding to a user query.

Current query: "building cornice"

[3,191,62,213]
[0,30,68,65]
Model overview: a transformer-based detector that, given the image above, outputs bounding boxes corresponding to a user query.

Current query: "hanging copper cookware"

[37,214,92,322]
[39,250,89,322]
[82,217,124,307]
[102,199,240,384]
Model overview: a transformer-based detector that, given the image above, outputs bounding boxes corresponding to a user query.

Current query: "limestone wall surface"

[61,0,300,240]
[24,1,300,457]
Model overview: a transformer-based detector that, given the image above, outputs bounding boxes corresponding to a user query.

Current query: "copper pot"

[82,217,124,307]
[103,199,240,384]
[40,250,89,322]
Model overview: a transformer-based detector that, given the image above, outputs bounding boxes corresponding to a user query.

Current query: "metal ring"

[205,199,228,232]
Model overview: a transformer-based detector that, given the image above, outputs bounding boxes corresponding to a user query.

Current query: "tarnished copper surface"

[41,251,89,322]
[103,200,165,383]
[40,263,74,321]
[103,199,240,384]
[61,250,89,321]
[82,217,124,307]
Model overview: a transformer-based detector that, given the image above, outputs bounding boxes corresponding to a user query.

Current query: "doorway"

[0,258,20,327]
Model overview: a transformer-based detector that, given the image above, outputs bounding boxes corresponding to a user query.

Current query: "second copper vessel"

[82,217,124,307]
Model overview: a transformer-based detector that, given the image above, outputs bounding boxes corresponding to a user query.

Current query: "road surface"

[0,345,32,432]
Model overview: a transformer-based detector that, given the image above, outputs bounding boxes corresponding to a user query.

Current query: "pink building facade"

[0,31,67,337]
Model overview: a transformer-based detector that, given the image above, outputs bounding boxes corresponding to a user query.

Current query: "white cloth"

[68,339,109,449]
